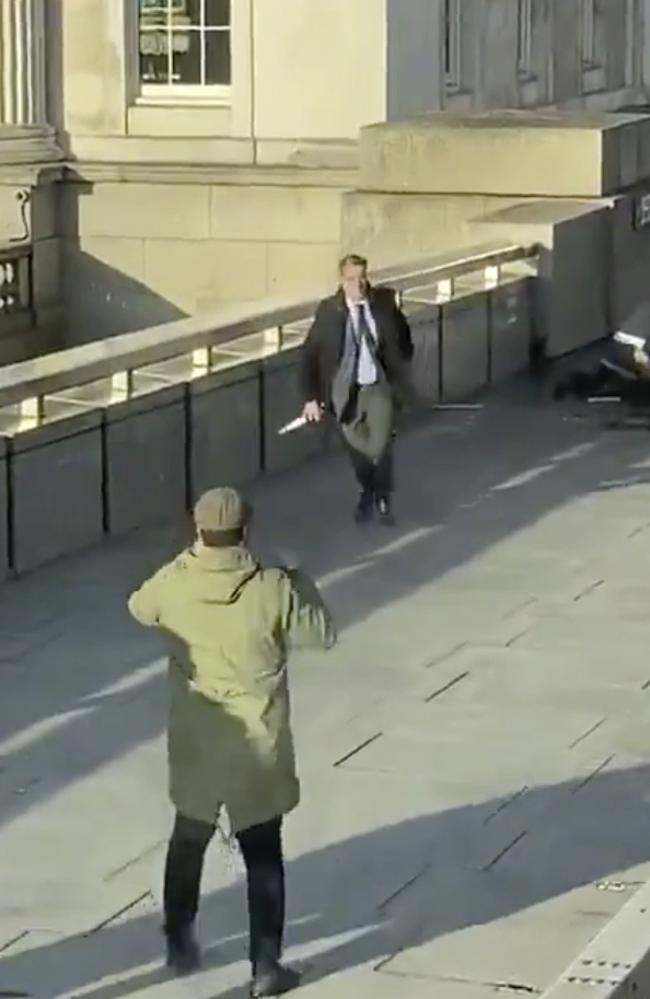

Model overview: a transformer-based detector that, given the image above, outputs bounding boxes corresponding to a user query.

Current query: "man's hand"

[634,346,650,370]
[302,400,323,423]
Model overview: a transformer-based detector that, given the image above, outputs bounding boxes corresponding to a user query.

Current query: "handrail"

[0,241,539,409]
[0,243,31,262]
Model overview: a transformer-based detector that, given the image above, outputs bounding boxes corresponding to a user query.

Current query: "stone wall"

[58,168,352,342]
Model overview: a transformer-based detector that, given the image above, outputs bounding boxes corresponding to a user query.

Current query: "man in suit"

[300,254,413,525]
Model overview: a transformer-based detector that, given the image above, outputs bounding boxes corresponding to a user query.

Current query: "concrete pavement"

[2,377,650,998]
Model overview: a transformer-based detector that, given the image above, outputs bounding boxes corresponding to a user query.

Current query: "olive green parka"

[128,543,336,832]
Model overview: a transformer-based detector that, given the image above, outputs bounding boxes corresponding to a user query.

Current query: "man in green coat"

[128,487,336,997]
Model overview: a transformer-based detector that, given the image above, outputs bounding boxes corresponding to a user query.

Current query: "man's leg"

[342,433,376,520]
[163,813,214,974]
[364,384,395,522]
[340,394,376,522]
[341,386,394,523]
[374,442,394,499]
[237,818,299,997]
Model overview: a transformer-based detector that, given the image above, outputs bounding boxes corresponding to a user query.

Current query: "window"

[581,0,597,66]
[624,0,637,85]
[517,0,533,77]
[444,0,461,91]
[138,0,231,96]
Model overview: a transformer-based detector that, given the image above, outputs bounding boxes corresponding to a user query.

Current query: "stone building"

[1,0,650,358]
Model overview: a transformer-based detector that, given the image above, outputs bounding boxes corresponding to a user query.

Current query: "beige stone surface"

[70,183,212,241]
[252,0,387,140]
[65,235,146,283]
[127,105,233,140]
[143,238,269,312]
[266,241,337,297]
[55,0,128,137]
[341,190,524,264]
[68,135,256,166]
[359,112,650,197]
[199,240,270,306]
[209,185,343,244]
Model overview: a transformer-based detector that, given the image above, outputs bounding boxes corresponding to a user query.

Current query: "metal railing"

[0,243,33,320]
[0,241,539,433]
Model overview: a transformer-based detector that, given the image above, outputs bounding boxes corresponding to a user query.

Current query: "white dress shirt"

[346,298,379,386]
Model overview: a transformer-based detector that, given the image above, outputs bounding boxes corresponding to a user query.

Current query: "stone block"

[33,237,61,307]
[62,237,183,341]
[489,278,533,382]
[0,439,8,581]
[73,182,212,240]
[359,111,650,198]
[610,193,650,332]
[478,199,609,358]
[104,386,188,537]
[209,185,343,244]
[144,238,269,313]
[266,241,337,298]
[263,348,324,474]
[253,0,385,141]
[189,363,261,501]
[441,293,489,401]
[6,411,103,574]
[341,189,523,267]
[72,236,146,282]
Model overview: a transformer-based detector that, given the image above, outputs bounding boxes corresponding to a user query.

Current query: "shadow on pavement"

[2,378,649,830]
[2,761,650,998]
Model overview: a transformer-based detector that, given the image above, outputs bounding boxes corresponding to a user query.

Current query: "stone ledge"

[0,124,65,165]
[62,161,357,189]
[67,134,359,172]
[541,878,650,999]
[359,110,650,198]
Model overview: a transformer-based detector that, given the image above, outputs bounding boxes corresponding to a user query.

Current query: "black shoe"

[355,490,374,524]
[376,497,395,526]
[166,926,201,976]
[251,964,301,997]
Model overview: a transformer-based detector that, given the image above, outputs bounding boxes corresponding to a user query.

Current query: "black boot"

[355,489,374,524]
[250,963,301,997]
[165,925,201,976]
[376,496,395,526]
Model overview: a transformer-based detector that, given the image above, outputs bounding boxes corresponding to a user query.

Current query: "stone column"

[0,0,46,124]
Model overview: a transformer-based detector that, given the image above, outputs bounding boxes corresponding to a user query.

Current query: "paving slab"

[2,384,650,997]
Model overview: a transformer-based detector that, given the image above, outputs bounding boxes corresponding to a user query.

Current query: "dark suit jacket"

[299,285,413,408]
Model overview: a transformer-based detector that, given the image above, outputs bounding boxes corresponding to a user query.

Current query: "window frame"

[581,0,598,68]
[516,0,533,79]
[443,0,461,93]
[137,0,232,103]
[624,0,637,86]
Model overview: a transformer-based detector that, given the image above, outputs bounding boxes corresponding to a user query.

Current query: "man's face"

[341,263,368,303]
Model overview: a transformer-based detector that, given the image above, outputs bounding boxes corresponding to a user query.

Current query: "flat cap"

[194,487,248,532]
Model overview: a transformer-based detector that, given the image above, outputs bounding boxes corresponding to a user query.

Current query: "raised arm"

[280,567,337,651]
[128,564,174,628]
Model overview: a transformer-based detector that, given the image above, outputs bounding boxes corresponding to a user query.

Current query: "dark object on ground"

[553,337,650,406]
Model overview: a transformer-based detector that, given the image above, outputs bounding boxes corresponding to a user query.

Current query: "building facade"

[1,0,650,354]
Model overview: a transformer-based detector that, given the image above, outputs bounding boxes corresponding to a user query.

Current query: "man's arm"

[374,285,414,363]
[394,304,414,363]
[299,301,327,405]
[280,567,337,651]
[128,564,173,627]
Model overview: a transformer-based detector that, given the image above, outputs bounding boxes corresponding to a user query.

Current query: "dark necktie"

[356,304,373,350]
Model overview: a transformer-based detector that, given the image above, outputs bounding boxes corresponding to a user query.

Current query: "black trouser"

[346,441,393,498]
[341,383,394,499]
[163,813,285,974]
